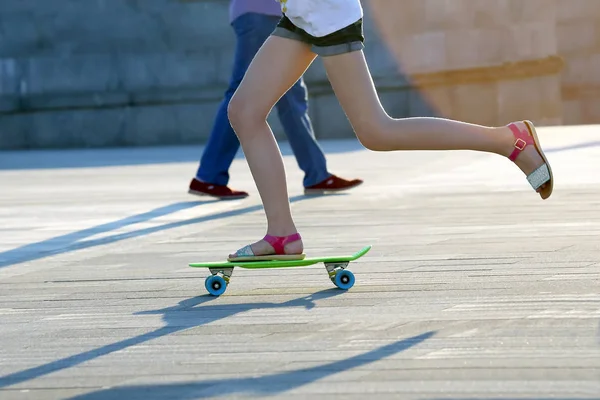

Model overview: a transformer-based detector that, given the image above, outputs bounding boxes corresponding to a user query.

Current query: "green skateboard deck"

[190,245,371,296]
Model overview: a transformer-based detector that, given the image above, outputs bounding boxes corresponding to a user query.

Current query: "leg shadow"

[67,331,436,400]
[0,201,206,268]
[0,192,343,269]
[0,288,346,388]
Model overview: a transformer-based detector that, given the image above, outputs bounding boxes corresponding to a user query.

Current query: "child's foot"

[502,120,554,199]
[228,233,305,261]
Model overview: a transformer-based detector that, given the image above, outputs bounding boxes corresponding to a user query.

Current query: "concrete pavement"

[0,125,599,399]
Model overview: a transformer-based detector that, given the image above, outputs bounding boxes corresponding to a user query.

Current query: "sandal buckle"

[514,138,527,151]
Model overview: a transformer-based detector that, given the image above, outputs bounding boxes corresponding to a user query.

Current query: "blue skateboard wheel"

[334,270,355,290]
[205,275,227,296]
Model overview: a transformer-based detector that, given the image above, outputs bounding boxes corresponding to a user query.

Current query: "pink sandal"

[507,120,554,200]
[228,233,306,262]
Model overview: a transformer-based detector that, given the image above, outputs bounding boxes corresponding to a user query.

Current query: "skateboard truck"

[324,261,349,279]
[209,267,233,282]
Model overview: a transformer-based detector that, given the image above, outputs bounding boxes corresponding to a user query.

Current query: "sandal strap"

[507,123,534,162]
[263,233,302,254]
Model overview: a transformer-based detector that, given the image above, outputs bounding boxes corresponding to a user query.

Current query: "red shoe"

[304,174,363,195]
[188,178,248,200]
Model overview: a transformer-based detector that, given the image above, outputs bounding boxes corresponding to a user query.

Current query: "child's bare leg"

[227,36,317,259]
[321,50,551,197]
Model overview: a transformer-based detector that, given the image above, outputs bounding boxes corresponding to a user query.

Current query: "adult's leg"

[227,35,317,258]
[275,76,329,187]
[320,49,552,198]
[276,71,364,192]
[195,14,279,186]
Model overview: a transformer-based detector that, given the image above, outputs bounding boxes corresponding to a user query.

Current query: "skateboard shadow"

[0,288,350,389]
[66,331,436,400]
[0,192,348,269]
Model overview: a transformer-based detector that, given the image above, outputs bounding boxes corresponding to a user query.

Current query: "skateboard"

[189,245,371,296]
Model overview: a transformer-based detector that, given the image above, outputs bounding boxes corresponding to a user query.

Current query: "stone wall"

[0,0,241,149]
[0,0,418,149]
[0,0,598,150]
[367,0,564,127]
[556,0,600,124]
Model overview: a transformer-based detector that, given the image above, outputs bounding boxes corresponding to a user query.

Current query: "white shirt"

[276,0,363,38]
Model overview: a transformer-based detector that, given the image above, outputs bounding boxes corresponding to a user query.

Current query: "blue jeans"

[195,13,330,187]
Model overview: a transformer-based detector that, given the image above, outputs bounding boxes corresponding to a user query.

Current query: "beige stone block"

[557,22,597,54]
[556,0,580,21]
[563,96,600,124]
[584,99,600,123]
[541,117,563,126]
[365,0,426,35]
[475,29,507,67]
[590,54,600,84]
[497,75,562,124]
[443,29,482,70]
[366,1,452,74]
[531,75,563,125]
[562,99,584,125]
[561,55,592,85]
[497,80,536,123]
[556,0,600,22]
[531,23,559,58]
[422,0,461,30]
[503,23,557,61]
[563,54,600,89]
[450,82,498,125]
[536,75,564,118]
[447,0,555,29]
[507,0,557,23]
[396,32,447,74]
[422,0,493,30]
[471,0,512,28]
[445,27,521,69]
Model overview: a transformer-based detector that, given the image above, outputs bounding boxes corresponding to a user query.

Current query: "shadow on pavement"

[66,331,435,400]
[0,192,343,269]
[0,288,403,391]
